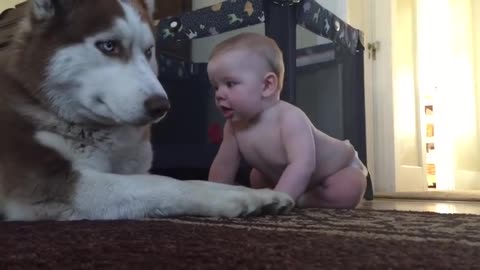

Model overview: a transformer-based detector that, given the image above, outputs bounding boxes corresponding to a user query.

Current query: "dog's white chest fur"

[35,125,152,174]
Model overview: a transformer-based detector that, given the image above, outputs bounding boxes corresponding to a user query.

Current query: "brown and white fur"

[0,0,293,221]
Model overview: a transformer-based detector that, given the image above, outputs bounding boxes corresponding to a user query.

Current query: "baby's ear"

[262,72,279,98]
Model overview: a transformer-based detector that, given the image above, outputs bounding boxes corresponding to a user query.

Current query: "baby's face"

[207,50,267,122]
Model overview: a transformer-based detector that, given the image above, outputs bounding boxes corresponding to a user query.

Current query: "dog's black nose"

[144,95,170,119]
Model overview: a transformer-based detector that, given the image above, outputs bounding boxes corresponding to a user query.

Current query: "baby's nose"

[215,89,226,100]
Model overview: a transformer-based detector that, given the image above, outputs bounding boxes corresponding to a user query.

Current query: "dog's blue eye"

[96,40,120,55]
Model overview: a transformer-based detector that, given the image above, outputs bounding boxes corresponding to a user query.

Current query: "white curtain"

[474,0,480,187]
[416,0,479,190]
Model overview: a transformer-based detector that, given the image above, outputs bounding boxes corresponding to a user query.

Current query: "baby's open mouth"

[220,105,231,111]
[220,105,233,117]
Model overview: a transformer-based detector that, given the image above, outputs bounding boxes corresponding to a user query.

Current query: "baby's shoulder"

[278,100,307,114]
[278,101,311,123]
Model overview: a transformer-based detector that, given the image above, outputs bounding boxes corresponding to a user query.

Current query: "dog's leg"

[64,169,294,220]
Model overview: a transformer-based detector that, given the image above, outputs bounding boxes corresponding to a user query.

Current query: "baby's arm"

[274,109,316,200]
[208,121,241,185]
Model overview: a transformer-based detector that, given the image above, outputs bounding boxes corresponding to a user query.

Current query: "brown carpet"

[1,209,479,269]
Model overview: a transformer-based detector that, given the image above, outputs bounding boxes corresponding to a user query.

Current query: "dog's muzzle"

[144,95,170,120]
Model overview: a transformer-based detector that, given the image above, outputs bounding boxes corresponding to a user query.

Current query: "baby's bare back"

[233,101,355,186]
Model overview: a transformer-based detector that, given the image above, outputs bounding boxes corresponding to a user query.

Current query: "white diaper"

[344,140,369,177]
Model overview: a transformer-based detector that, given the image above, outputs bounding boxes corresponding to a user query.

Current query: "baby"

[207,32,368,209]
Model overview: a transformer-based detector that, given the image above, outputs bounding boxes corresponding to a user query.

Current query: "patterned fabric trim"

[156,0,363,54]
[297,0,363,54]
[155,0,364,79]
[156,0,265,45]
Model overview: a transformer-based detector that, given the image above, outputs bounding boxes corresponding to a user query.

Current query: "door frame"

[348,0,428,194]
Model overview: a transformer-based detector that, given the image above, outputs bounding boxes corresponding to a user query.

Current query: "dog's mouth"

[125,109,170,126]
[79,104,119,125]
[79,102,152,127]
[152,111,169,123]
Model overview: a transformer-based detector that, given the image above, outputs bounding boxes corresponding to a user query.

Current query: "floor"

[358,198,480,215]
[375,190,480,202]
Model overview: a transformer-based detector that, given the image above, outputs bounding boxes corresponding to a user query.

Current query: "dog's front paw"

[222,189,294,218]
[251,189,295,216]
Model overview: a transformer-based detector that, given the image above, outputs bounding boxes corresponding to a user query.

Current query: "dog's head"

[11,0,169,126]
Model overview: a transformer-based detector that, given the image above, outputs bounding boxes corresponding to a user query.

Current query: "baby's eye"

[226,81,237,88]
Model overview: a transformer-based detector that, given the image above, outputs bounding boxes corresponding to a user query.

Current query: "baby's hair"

[209,32,285,91]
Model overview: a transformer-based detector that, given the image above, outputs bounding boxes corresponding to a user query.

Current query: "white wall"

[474,0,480,169]
[191,0,348,63]
[316,0,347,20]
[0,0,24,12]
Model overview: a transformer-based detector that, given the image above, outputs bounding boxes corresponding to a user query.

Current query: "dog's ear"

[31,0,74,21]
[143,0,155,19]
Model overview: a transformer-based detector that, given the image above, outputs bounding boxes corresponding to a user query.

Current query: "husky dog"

[0,0,293,221]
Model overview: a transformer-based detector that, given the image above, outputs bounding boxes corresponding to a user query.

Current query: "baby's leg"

[297,166,367,209]
[249,168,274,189]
